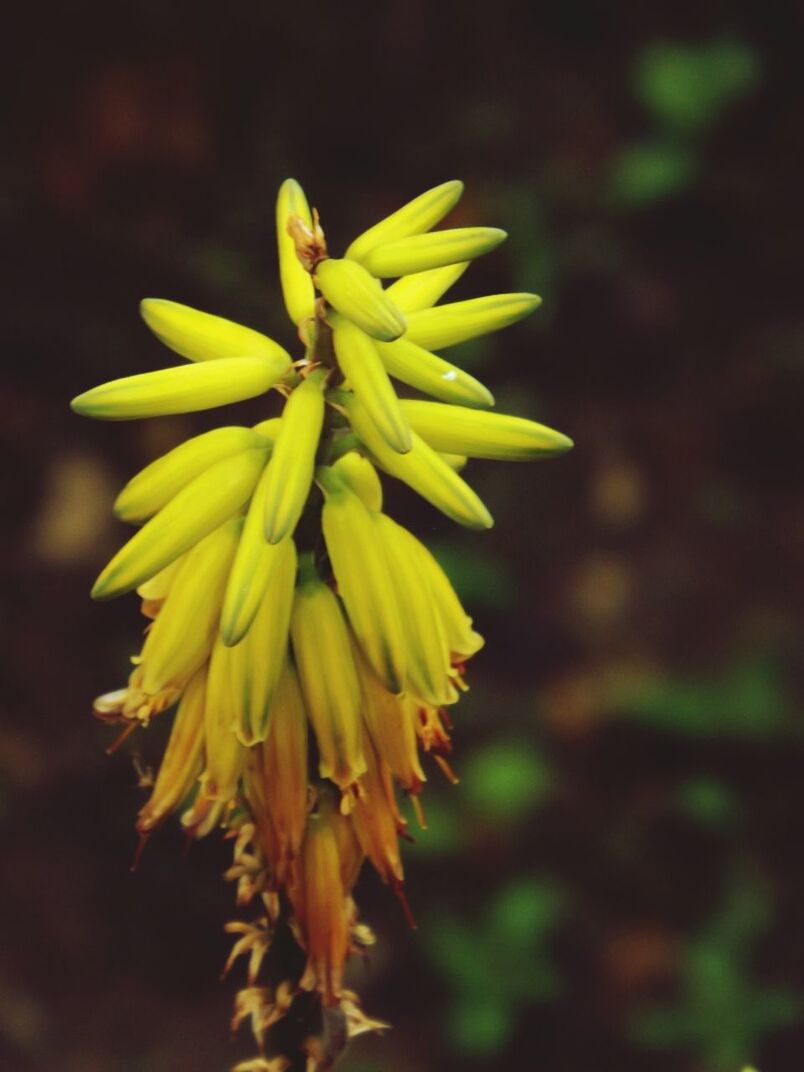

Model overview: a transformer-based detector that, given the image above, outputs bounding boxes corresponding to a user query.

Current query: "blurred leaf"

[634,38,761,136]
[423,877,563,1056]
[610,142,696,205]
[632,871,801,1070]
[675,777,741,832]
[614,656,788,738]
[462,740,553,820]
[405,794,465,856]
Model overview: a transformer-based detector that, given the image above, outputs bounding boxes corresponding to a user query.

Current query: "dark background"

[2,2,803,1070]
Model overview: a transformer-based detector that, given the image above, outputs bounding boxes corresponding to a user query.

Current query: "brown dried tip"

[287,209,327,272]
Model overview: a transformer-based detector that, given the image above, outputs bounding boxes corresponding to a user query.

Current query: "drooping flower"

[72,177,573,1069]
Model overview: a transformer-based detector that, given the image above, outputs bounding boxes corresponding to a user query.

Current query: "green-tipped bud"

[140,298,291,365]
[345,180,464,263]
[361,228,507,279]
[404,292,541,351]
[315,258,406,341]
[262,371,326,544]
[385,262,470,314]
[375,336,494,408]
[92,447,268,600]
[331,317,411,453]
[228,552,296,745]
[318,467,407,693]
[71,356,287,421]
[331,452,383,511]
[114,426,267,523]
[276,178,317,326]
[343,392,493,531]
[401,400,574,460]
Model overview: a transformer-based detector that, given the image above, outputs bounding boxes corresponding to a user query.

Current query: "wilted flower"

[72,177,573,1069]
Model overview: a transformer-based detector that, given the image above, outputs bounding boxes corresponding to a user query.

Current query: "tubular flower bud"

[360,227,507,278]
[220,457,297,646]
[202,635,249,803]
[229,551,296,746]
[243,661,309,885]
[318,466,407,694]
[351,729,406,888]
[138,519,241,698]
[290,555,366,790]
[375,335,494,408]
[276,179,317,327]
[294,799,354,1005]
[330,452,383,512]
[139,298,292,366]
[115,426,271,524]
[74,177,572,1070]
[137,664,207,834]
[331,315,412,453]
[71,356,288,421]
[345,179,464,263]
[315,258,406,342]
[92,447,268,600]
[344,391,493,530]
[373,513,456,707]
[354,643,426,794]
[403,292,542,350]
[401,399,574,460]
[262,370,326,544]
[385,260,470,313]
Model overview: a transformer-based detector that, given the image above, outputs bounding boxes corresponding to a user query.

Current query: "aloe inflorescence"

[72,178,573,1071]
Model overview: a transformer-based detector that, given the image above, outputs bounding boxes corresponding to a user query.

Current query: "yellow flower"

[74,176,573,1069]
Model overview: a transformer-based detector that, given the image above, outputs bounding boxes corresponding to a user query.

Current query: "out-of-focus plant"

[632,871,801,1070]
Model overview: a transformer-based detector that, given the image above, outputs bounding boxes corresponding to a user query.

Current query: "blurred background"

[2,2,803,1070]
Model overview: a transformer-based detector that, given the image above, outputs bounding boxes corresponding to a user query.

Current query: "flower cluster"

[72,179,572,1070]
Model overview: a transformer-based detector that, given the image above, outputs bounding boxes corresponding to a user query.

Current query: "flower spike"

[73,177,573,1070]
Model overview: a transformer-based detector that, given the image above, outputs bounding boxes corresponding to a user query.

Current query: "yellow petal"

[115,426,267,523]
[403,537,484,659]
[262,372,326,544]
[319,467,406,693]
[385,261,470,313]
[202,635,248,802]
[276,178,317,326]
[71,356,287,421]
[137,664,207,833]
[344,392,493,530]
[290,555,365,789]
[403,292,541,350]
[331,452,383,511]
[345,180,464,263]
[92,446,268,600]
[361,228,506,278]
[353,642,426,795]
[400,400,574,460]
[139,519,241,695]
[140,298,291,365]
[374,513,456,706]
[315,258,405,342]
[375,336,494,408]
[331,317,411,453]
